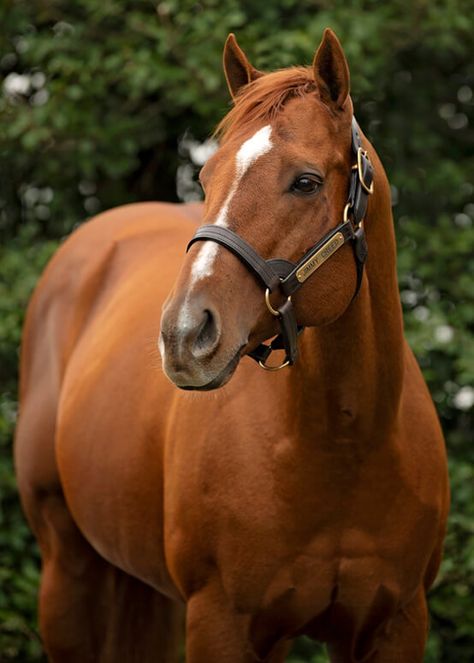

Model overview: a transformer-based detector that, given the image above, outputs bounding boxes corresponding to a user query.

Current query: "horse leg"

[366,588,428,663]
[29,491,109,661]
[100,566,184,663]
[186,583,292,663]
[185,584,255,663]
[186,583,251,663]
[27,491,182,662]
[327,587,428,663]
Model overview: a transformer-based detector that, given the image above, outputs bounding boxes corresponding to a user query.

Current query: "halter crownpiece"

[187,116,374,371]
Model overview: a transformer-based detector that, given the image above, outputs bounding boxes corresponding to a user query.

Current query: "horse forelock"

[215,66,318,140]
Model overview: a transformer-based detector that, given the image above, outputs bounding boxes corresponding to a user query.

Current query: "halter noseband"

[187,117,374,371]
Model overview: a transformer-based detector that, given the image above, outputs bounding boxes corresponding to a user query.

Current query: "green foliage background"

[0,1,473,660]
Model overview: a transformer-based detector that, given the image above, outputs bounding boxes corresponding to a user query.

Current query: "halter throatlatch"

[187,117,374,371]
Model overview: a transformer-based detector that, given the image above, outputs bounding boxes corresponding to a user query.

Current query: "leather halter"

[187,117,374,370]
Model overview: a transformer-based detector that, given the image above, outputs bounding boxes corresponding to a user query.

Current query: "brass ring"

[258,357,290,371]
[343,202,352,222]
[265,288,291,317]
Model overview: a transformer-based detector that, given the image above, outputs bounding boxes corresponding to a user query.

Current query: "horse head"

[160,29,367,390]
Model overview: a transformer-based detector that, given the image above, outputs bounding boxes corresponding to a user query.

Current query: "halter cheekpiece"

[187,117,374,371]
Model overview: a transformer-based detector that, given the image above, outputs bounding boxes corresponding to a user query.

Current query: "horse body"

[16,30,449,663]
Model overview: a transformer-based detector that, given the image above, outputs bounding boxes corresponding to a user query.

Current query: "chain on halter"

[187,117,374,371]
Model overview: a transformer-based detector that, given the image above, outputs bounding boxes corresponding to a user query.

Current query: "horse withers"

[15,29,449,662]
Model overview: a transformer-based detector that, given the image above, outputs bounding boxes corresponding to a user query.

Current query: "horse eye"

[291,174,321,195]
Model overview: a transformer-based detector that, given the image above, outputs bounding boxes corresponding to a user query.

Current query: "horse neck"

[293,156,405,446]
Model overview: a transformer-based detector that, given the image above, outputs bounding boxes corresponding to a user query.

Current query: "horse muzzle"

[159,294,244,389]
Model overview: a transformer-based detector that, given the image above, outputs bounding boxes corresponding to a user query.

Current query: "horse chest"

[221,531,399,610]
[167,413,434,592]
[212,539,403,658]
[169,473,407,629]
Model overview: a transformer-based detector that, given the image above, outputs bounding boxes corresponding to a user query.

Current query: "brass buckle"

[356,147,374,195]
[265,288,291,317]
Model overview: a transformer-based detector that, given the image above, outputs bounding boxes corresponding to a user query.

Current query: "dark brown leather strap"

[276,298,299,364]
[188,225,281,292]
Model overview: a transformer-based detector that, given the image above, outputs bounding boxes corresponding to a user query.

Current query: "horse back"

[20,201,201,396]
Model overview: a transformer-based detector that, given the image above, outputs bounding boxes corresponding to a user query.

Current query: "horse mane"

[215,66,317,140]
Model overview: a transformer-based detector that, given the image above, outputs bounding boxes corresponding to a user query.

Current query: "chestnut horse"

[16,30,449,662]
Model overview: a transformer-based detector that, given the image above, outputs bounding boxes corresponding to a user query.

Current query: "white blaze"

[175,125,273,331]
[235,124,274,178]
[190,124,273,280]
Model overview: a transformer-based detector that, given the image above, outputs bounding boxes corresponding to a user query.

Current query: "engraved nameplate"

[296,232,345,283]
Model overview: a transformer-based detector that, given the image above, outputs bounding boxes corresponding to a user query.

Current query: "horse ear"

[313,28,350,110]
[223,33,263,99]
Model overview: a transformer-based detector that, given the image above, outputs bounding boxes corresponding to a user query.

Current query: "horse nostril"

[193,309,219,357]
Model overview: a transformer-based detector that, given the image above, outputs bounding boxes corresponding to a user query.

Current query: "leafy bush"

[0,232,56,661]
[0,1,472,660]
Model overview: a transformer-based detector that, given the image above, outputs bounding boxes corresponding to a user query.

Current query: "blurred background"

[0,1,472,661]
